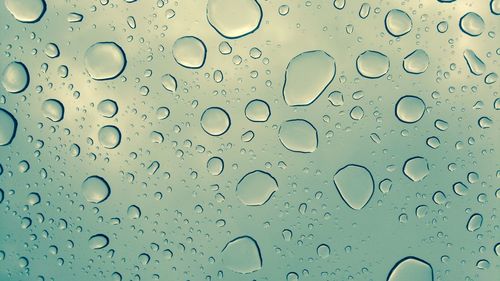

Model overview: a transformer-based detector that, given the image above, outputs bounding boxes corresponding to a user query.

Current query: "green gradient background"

[0,0,498,280]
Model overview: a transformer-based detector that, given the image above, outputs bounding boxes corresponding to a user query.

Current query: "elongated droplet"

[89,234,109,250]
[463,49,485,76]
[466,213,483,232]
[395,95,426,123]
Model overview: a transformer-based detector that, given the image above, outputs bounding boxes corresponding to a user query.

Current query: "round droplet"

[0,108,17,146]
[282,50,336,106]
[200,107,231,136]
[388,257,433,281]
[356,51,390,79]
[466,213,483,232]
[81,176,111,204]
[236,170,278,206]
[42,99,64,122]
[127,205,141,219]
[245,99,270,122]
[2,61,29,93]
[317,244,330,258]
[459,12,485,37]
[403,49,429,74]
[97,99,118,118]
[98,125,121,149]
[350,106,364,120]
[403,156,429,182]
[172,36,207,69]
[4,0,46,23]
[161,74,177,93]
[328,91,344,106]
[395,95,426,123]
[207,156,224,176]
[385,9,412,37]
[333,164,374,210]
[221,236,262,273]
[85,42,127,80]
[44,43,60,58]
[207,0,263,38]
[279,119,318,153]
[492,0,500,15]
[89,234,109,250]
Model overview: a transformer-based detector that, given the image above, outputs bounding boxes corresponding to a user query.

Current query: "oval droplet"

[356,50,390,79]
[2,61,29,93]
[385,9,412,37]
[88,234,109,250]
[81,176,111,204]
[466,213,483,232]
[459,12,485,37]
[85,42,127,80]
[98,125,121,149]
[333,164,374,210]
[236,170,278,206]
[245,99,270,122]
[207,0,263,38]
[282,50,336,106]
[172,36,207,69]
[200,107,231,136]
[279,119,318,153]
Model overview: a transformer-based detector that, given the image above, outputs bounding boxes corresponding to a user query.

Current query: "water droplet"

[453,182,469,196]
[282,50,336,106]
[98,125,121,149]
[333,164,374,210]
[286,272,299,281]
[328,91,344,106]
[85,42,127,80]
[459,12,485,37]
[350,106,364,120]
[485,72,498,84]
[387,257,433,281]
[466,213,483,232]
[478,116,492,129]
[81,176,111,203]
[42,99,64,122]
[4,0,46,23]
[463,49,485,76]
[127,205,141,219]
[236,170,278,206]
[379,178,393,194]
[403,49,429,74]
[88,234,109,249]
[492,0,500,15]
[245,99,270,122]
[0,108,17,146]
[44,43,60,58]
[279,119,318,153]
[356,50,390,79]
[172,36,207,69]
[1,61,29,93]
[317,244,331,258]
[207,156,224,176]
[221,236,262,273]
[385,9,412,37]
[403,156,429,182]
[207,0,263,38]
[97,99,118,118]
[395,95,426,123]
[200,107,231,136]
[67,12,83,23]
[161,74,177,93]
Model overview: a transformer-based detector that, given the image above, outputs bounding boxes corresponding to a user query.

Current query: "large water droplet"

[403,49,429,74]
[207,0,263,38]
[395,95,426,123]
[172,36,206,69]
[207,156,224,176]
[2,61,29,93]
[81,176,111,204]
[4,0,46,23]
[42,99,64,122]
[459,12,485,37]
[492,0,500,15]
[356,51,390,79]
[463,49,485,76]
[333,164,374,210]
[466,213,483,232]
[98,125,121,149]
[88,234,109,250]
[85,42,127,80]
[245,99,270,122]
[97,99,118,118]
[385,9,412,37]
[236,170,278,206]
[221,236,262,273]
[0,108,17,146]
[279,119,318,153]
[282,50,336,106]
[403,156,429,182]
[388,257,433,281]
[200,107,230,136]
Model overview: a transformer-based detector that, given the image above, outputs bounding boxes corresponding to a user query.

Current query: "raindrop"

[1,61,30,93]
[4,0,46,23]
[207,0,263,38]
[207,156,224,176]
[459,12,485,37]
[245,99,270,122]
[221,236,262,273]
[161,74,177,93]
[395,95,426,123]
[97,99,118,118]
[42,99,64,122]
[333,164,374,210]
[466,213,483,232]
[236,170,278,206]
[0,108,17,146]
[200,107,231,136]
[85,42,127,80]
[172,36,207,69]
[88,234,109,250]
[385,9,412,37]
[98,125,121,149]
[81,176,111,204]
[278,119,318,153]
[387,257,433,281]
[463,49,485,76]
[403,156,429,182]
[403,49,429,74]
[356,51,390,79]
